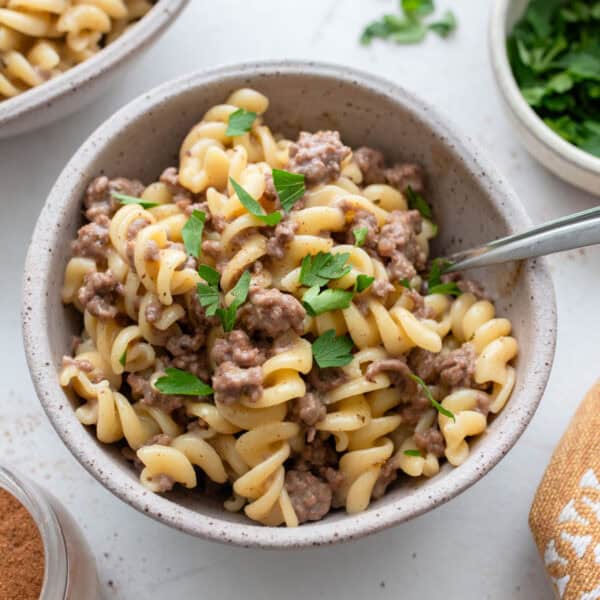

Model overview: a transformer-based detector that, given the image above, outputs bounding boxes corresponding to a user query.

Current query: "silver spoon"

[443,205,600,273]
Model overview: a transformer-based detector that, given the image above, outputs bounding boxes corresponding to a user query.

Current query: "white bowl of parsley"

[490,0,600,195]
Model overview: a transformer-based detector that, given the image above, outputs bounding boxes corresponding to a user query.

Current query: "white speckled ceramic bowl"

[490,0,600,195]
[0,0,188,139]
[22,61,557,548]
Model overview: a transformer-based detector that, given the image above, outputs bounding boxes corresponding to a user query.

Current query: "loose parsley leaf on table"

[428,10,457,38]
[311,329,354,368]
[226,108,257,137]
[155,367,214,396]
[353,226,368,247]
[360,1,457,46]
[299,252,351,288]
[302,286,354,316]
[112,192,159,210]
[272,169,305,212]
[230,177,282,226]
[182,209,206,258]
[507,0,600,158]
[409,373,455,421]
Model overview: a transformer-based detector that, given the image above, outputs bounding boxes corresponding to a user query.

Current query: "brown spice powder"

[0,488,45,600]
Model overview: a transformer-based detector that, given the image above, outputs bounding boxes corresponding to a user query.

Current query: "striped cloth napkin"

[530,381,600,599]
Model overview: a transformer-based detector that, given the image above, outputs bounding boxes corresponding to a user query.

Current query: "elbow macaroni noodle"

[0,0,153,100]
[60,88,519,526]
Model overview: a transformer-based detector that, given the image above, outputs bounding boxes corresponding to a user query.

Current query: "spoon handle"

[444,206,600,272]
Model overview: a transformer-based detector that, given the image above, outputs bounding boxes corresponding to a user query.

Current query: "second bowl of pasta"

[0,0,188,138]
[22,61,556,548]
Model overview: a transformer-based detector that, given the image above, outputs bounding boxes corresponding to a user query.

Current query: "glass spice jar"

[0,466,99,599]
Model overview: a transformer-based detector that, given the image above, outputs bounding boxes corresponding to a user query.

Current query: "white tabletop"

[2,1,598,598]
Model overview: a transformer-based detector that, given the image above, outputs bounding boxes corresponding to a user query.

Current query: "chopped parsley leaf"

[355,274,375,293]
[299,252,351,288]
[405,186,432,219]
[353,227,368,247]
[410,373,455,421]
[182,209,206,258]
[302,286,353,317]
[311,329,354,368]
[272,169,305,212]
[230,177,281,226]
[226,108,257,137]
[112,192,159,210]
[155,367,213,396]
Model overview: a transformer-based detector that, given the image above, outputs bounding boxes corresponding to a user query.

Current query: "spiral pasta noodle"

[59,88,519,526]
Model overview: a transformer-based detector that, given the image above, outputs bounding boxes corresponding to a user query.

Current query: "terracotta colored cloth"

[530,382,600,599]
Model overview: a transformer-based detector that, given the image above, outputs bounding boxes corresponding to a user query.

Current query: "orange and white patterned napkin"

[530,381,600,599]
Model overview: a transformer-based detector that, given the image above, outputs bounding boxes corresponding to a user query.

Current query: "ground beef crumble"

[72,215,110,262]
[377,209,426,282]
[288,131,351,186]
[414,428,446,458]
[438,344,476,388]
[212,363,264,405]
[84,176,145,222]
[265,217,298,259]
[285,470,332,524]
[238,287,306,338]
[77,270,123,321]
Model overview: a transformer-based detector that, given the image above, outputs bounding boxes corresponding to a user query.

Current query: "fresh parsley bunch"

[508,0,600,157]
[361,0,457,46]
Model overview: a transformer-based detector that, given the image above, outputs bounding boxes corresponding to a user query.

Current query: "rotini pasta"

[0,0,153,101]
[59,89,519,526]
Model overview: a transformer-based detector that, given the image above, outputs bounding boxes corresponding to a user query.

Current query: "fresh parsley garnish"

[428,10,457,38]
[507,0,600,158]
[226,108,257,137]
[353,227,368,247]
[299,252,351,288]
[311,330,354,368]
[216,271,251,333]
[402,0,434,19]
[119,349,127,367]
[354,274,375,293]
[403,449,422,457]
[155,367,213,396]
[427,258,461,297]
[230,177,282,226]
[410,373,455,421]
[405,186,432,220]
[197,265,221,316]
[400,278,412,289]
[112,192,159,210]
[360,1,457,46]
[182,209,206,258]
[196,267,251,331]
[272,169,305,212]
[428,282,462,297]
[302,286,354,317]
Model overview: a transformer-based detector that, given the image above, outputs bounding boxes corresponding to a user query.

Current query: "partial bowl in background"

[0,0,188,139]
[22,61,557,548]
[490,0,600,195]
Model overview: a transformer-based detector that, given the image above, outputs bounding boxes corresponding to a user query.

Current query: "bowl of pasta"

[0,0,188,138]
[22,61,557,548]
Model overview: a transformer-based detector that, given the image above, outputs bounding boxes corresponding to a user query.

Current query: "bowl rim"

[0,0,189,128]
[489,0,600,176]
[22,59,557,549]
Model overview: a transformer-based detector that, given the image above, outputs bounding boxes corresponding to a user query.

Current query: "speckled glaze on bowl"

[22,61,557,549]
[490,0,600,195]
[0,0,188,139]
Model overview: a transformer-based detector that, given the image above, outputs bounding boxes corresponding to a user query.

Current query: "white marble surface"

[1,1,598,598]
